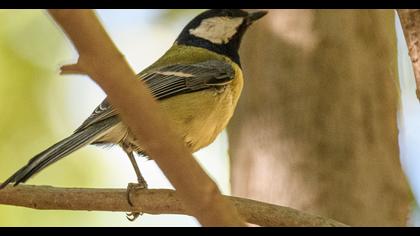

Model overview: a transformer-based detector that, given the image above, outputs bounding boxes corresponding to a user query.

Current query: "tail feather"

[0,117,119,189]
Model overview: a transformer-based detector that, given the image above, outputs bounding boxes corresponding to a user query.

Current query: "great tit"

[0,9,267,191]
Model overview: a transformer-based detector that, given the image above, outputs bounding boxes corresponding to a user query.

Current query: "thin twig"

[0,185,347,227]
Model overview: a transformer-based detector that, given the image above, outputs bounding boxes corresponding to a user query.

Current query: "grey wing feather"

[75,60,234,132]
[74,100,116,133]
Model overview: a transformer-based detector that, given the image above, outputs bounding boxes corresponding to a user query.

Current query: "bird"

[0,9,267,218]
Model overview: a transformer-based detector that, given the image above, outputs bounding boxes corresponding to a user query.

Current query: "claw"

[123,150,149,222]
[126,211,142,221]
[126,182,147,222]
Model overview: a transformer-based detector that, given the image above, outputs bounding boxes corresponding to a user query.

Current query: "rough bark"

[397,9,420,100]
[229,10,411,226]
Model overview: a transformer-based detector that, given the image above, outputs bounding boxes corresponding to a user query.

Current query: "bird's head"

[175,9,268,65]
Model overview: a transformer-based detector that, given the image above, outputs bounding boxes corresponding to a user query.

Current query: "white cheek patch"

[189,17,244,44]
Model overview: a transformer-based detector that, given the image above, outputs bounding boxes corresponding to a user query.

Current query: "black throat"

[176,34,242,66]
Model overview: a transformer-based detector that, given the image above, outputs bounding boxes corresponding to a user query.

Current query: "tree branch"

[0,185,347,227]
[45,9,244,226]
[397,9,420,100]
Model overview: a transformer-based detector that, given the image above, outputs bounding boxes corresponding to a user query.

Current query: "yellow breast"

[98,46,244,154]
[159,63,243,152]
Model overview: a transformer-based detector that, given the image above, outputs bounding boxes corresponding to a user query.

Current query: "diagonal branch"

[45,9,244,226]
[0,185,347,227]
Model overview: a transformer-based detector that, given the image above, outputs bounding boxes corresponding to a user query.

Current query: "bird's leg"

[126,151,148,189]
[124,148,148,221]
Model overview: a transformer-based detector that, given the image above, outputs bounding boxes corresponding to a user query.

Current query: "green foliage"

[0,9,102,226]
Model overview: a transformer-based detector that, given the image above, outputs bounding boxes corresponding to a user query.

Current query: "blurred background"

[0,9,419,226]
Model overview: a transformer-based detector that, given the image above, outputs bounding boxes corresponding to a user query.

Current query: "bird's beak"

[247,10,268,23]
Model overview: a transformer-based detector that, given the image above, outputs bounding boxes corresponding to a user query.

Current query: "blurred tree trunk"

[228,10,411,226]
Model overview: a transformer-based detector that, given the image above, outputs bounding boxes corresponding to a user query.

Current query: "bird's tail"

[0,117,119,189]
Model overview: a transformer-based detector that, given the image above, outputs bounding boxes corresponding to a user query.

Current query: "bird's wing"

[75,60,235,132]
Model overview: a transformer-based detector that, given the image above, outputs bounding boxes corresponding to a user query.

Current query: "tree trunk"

[228,10,411,226]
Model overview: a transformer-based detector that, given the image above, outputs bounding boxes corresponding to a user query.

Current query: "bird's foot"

[126,181,148,221]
